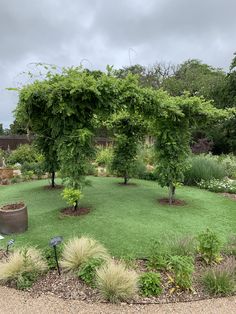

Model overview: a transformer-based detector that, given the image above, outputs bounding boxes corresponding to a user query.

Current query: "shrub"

[184,154,226,186]
[147,236,196,271]
[137,144,156,166]
[198,178,236,194]
[78,258,104,286]
[217,154,236,179]
[60,237,110,272]
[7,144,43,166]
[139,272,162,297]
[202,257,236,296]
[43,246,63,269]
[61,187,83,211]
[95,147,113,167]
[0,247,47,289]
[21,161,45,179]
[147,240,169,270]
[167,255,194,290]
[96,260,138,303]
[198,229,221,264]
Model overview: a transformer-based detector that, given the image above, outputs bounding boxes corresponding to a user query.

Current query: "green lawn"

[0,177,236,257]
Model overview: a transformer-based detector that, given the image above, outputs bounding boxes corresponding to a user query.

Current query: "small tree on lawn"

[110,111,145,184]
[57,129,95,211]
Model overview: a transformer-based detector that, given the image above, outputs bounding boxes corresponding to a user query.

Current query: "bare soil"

[158,198,186,206]
[43,185,64,190]
[60,206,91,216]
[0,202,25,211]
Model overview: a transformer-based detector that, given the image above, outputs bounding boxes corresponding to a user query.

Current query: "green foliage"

[16,269,39,290]
[147,240,169,271]
[7,144,42,165]
[95,146,113,167]
[78,258,104,286]
[43,246,63,269]
[198,178,236,193]
[154,117,191,204]
[111,111,145,184]
[61,187,83,210]
[198,229,221,264]
[139,272,162,297]
[202,258,236,296]
[0,247,47,289]
[184,154,226,185]
[223,235,236,257]
[167,255,194,290]
[21,161,45,179]
[166,236,196,257]
[57,129,95,190]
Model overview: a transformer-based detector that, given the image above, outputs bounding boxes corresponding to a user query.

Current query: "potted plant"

[0,202,28,234]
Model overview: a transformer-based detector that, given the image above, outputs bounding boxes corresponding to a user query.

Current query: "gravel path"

[0,286,235,314]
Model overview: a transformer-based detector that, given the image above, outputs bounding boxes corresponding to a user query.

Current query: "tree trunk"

[73,200,78,212]
[124,174,128,185]
[51,171,55,188]
[169,183,175,205]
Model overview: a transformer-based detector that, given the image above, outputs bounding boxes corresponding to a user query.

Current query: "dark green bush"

[198,229,221,264]
[139,272,162,297]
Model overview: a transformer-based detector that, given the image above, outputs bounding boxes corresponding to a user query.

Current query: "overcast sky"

[0,0,235,127]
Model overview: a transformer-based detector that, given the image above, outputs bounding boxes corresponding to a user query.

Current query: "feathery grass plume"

[60,236,110,272]
[96,260,138,303]
[0,247,47,281]
[202,256,236,296]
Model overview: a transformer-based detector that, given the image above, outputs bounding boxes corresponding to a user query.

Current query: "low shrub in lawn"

[167,255,194,290]
[60,237,110,272]
[78,258,104,286]
[139,272,162,297]
[202,257,236,296]
[184,155,226,186]
[96,260,138,303]
[198,178,236,194]
[198,229,221,264]
[0,247,47,290]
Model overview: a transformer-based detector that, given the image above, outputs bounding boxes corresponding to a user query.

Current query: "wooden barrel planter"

[0,202,28,235]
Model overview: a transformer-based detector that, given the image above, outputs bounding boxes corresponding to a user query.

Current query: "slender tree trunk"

[73,200,78,212]
[51,171,55,188]
[169,182,175,205]
[124,173,128,185]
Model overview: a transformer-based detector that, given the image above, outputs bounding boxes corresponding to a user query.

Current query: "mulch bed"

[27,256,236,304]
[158,198,186,206]
[0,202,25,211]
[117,182,137,187]
[43,185,64,190]
[60,207,91,216]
